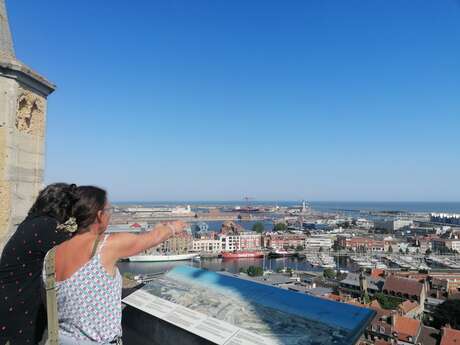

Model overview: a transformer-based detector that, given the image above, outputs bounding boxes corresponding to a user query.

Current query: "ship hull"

[222,252,264,259]
[129,253,199,262]
[269,250,296,258]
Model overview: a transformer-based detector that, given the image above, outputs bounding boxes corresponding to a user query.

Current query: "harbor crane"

[242,196,255,219]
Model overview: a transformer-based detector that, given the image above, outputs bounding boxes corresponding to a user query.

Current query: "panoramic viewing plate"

[123,266,375,345]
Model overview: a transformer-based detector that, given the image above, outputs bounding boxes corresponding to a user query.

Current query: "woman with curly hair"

[49,186,187,345]
[0,183,78,345]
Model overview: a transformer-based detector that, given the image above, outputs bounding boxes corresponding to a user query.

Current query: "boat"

[269,249,296,258]
[425,257,434,265]
[351,256,373,269]
[418,263,431,271]
[222,251,265,259]
[129,253,199,262]
[319,254,335,268]
[305,254,322,267]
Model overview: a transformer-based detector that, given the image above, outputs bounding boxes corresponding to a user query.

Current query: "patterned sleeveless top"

[45,234,122,343]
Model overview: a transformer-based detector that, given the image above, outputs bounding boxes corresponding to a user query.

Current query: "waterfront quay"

[109,204,273,229]
[113,202,460,345]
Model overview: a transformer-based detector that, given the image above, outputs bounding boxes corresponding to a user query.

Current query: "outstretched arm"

[107,221,187,259]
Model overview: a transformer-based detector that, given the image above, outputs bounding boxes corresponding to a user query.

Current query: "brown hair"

[72,186,107,232]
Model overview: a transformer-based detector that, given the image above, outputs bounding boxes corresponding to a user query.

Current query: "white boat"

[129,253,199,262]
[305,254,322,267]
[418,263,431,271]
[358,262,373,268]
[270,249,296,257]
[351,256,374,268]
[319,254,335,268]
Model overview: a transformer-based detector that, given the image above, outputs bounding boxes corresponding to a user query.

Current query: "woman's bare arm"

[106,221,187,260]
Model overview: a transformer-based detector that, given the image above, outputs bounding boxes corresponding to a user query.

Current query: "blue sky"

[7,0,460,201]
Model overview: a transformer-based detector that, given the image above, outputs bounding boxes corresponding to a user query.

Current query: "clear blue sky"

[7,0,460,201]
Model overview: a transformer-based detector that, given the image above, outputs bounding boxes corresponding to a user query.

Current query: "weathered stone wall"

[0,77,47,246]
[0,76,17,245]
[0,0,55,248]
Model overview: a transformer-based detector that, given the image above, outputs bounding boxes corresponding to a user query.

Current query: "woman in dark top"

[0,183,78,345]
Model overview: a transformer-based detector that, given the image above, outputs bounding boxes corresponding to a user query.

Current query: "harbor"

[0,0,459,343]
[119,253,460,277]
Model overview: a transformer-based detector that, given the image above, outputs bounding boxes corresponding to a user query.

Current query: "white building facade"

[192,239,222,253]
[305,235,333,249]
[220,235,241,252]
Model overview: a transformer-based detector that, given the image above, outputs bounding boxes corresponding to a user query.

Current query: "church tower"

[0,0,56,245]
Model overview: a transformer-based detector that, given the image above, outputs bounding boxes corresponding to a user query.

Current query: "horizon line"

[112,200,460,203]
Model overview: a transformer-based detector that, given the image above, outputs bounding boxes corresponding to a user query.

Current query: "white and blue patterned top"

[45,234,122,343]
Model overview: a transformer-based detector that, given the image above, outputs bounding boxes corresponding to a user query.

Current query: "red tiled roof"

[398,300,419,314]
[374,309,392,320]
[394,272,428,280]
[441,328,460,345]
[394,315,421,342]
[375,340,391,345]
[371,268,385,278]
[383,275,424,297]
[370,299,383,310]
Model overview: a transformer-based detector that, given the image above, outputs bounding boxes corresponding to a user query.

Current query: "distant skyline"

[112,201,460,214]
[7,0,460,201]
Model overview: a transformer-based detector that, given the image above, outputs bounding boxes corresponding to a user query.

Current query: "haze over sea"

[115,201,460,214]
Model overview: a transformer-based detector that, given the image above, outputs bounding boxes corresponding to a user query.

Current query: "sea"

[309,201,460,214]
[114,201,460,232]
[117,201,460,276]
[115,200,460,214]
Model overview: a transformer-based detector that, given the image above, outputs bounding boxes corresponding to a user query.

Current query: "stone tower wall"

[0,76,49,245]
[0,0,55,247]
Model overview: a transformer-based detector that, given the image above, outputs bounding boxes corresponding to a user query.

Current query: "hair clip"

[57,217,78,233]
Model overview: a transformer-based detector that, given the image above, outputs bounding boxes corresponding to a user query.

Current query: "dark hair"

[72,186,107,232]
[28,183,78,224]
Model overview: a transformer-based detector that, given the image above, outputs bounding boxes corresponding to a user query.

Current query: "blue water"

[310,201,460,213]
[119,256,330,277]
[115,200,460,213]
